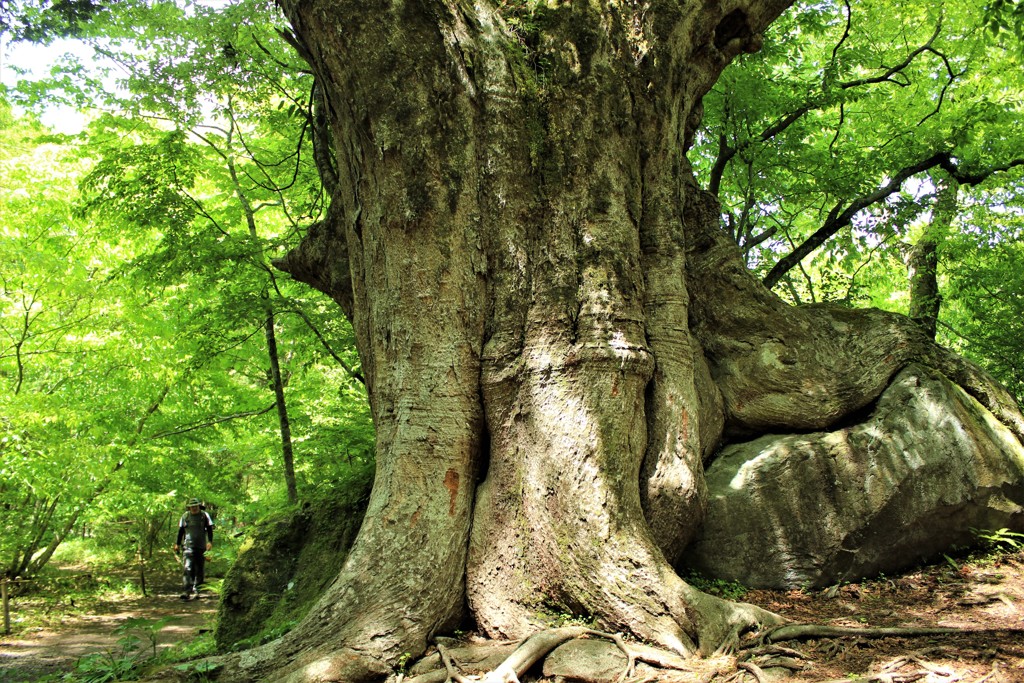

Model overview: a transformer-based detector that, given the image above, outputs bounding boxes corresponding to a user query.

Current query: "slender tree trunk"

[263,304,299,504]
[227,140,299,504]
[908,237,939,339]
[908,175,957,340]
[137,541,148,598]
[13,386,168,579]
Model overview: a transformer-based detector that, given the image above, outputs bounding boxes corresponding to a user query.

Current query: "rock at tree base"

[542,640,636,683]
[214,470,371,650]
[685,363,1024,589]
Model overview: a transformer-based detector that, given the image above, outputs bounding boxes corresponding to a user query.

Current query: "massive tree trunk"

[213,2,1023,681]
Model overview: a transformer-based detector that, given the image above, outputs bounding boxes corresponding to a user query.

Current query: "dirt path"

[0,590,216,683]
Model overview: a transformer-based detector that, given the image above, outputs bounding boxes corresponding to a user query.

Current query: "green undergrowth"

[535,597,599,629]
[821,529,1024,601]
[10,618,217,683]
[932,526,1024,574]
[1,563,164,635]
[6,535,232,629]
[684,571,749,601]
[971,527,1024,554]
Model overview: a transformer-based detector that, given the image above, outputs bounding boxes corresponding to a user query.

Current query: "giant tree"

[196,0,1024,681]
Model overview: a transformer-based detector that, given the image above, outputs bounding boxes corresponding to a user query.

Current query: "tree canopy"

[693,0,1024,398]
[1,0,373,582]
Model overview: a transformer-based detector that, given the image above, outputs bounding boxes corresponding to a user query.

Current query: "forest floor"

[720,548,1024,683]
[0,550,1023,682]
[0,568,216,683]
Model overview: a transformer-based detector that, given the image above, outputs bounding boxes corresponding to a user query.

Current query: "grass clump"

[684,570,749,600]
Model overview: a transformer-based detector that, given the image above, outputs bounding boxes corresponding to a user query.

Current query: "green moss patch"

[213,468,373,651]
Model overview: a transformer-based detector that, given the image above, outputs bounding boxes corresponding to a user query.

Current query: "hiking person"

[173,498,214,600]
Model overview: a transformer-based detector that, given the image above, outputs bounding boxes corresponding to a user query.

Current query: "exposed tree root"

[474,627,631,683]
[163,616,1024,683]
[401,641,521,683]
[735,643,810,679]
[397,617,807,683]
[735,625,1024,683]
[732,661,769,683]
[400,627,692,683]
[758,623,962,643]
[682,588,786,655]
[400,615,922,683]
[435,640,475,683]
[817,648,965,683]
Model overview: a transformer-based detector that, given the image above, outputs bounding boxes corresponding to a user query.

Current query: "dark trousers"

[182,551,206,593]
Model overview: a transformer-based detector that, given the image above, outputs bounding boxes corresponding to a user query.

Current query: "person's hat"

[187,498,202,507]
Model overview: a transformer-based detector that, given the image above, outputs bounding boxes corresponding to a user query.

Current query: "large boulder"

[685,363,1024,589]
[214,468,372,650]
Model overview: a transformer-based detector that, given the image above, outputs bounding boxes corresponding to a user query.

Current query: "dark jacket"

[176,510,214,553]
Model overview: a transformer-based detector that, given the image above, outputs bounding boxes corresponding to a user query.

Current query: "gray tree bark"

[908,176,957,341]
[213,2,1024,681]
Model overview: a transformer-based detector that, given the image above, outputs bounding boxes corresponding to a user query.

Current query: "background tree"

[63,0,373,495]
[69,0,326,504]
[1,106,174,579]
[694,0,1024,397]
[1,0,374,578]
[0,0,104,42]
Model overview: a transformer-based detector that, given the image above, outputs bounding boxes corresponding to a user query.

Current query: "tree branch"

[277,305,364,384]
[148,403,278,439]
[709,19,947,201]
[762,153,1024,288]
